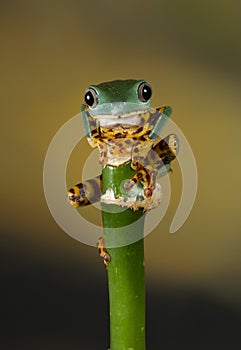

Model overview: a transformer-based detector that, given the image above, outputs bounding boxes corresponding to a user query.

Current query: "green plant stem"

[101,162,146,350]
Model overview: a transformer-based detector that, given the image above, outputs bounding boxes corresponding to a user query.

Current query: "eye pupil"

[84,88,98,108]
[138,82,152,102]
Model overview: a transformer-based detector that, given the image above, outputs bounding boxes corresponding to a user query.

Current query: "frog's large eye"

[84,88,98,108]
[137,82,152,102]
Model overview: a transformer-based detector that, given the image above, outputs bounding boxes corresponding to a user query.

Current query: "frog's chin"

[96,114,146,128]
[88,102,151,118]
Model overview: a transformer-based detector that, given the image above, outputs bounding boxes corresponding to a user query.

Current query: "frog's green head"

[83,79,152,116]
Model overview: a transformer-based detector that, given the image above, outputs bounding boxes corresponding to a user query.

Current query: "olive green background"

[1,1,241,349]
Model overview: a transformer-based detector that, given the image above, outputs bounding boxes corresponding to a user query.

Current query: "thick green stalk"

[101,162,146,350]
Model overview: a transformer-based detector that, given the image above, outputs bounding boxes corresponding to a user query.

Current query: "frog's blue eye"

[137,82,152,102]
[84,88,98,108]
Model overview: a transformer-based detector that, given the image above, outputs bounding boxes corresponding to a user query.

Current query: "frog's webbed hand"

[153,133,179,175]
[124,134,179,197]
[68,175,102,207]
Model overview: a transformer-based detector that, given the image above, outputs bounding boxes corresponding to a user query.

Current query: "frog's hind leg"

[97,236,111,268]
[124,140,158,197]
[68,176,102,207]
[153,133,179,176]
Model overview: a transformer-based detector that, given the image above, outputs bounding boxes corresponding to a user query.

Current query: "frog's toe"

[67,192,84,207]
[144,187,153,198]
[67,185,88,207]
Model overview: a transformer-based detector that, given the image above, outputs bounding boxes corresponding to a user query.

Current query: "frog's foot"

[97,236,111,268]
[67,184,89,207]
[123,167,157,198]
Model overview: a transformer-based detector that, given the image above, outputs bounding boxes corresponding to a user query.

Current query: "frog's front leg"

[149,105,172,139]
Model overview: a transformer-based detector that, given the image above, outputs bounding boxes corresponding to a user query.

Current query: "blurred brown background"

[1,0,241,349]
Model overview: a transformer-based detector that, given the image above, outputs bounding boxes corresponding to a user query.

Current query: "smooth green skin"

[84,79,151,115]
[81,79,172,140]
[102,162,146,350]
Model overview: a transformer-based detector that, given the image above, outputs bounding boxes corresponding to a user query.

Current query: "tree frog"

[68,79,178,207]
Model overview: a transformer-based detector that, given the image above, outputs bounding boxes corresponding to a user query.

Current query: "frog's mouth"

[88,101,151,117]
[86,102,154,128]
[86,106,155,128]
[96,112,148,128]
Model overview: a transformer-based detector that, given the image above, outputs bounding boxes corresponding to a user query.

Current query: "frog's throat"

[87,107,153,119]
[86,102,151,117]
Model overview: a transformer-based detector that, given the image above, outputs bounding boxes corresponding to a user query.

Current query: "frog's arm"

[81,105,99,148]
[68,175,102,207]
[81,105,91,138]
[149,106,172,139]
